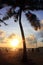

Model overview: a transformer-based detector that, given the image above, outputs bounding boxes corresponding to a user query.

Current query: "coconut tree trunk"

[19,9,27,62]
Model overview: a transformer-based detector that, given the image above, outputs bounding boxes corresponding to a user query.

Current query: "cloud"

[41,20,43,24]
[0,33,16,47]
[26,34,43,48]
[0,33,18,44]
[8,33,16,39]
[0,30,5,38]
[26,34,37,48]
[36,20,43,41]
[38,38,43,42]
[0,30,6,43]
[28,34,35,40]
[4,33,19,44]
[0,33,22,48]
[26,34,37,44]
[38,20,43,37]
[40,20,43,30]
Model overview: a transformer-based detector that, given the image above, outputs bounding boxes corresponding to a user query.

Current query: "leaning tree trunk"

[19,9,27,62]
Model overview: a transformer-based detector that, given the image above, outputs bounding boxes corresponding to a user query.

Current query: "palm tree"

[0,0,41,62]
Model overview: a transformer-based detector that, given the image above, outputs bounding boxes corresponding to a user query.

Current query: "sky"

[0,6,43,48]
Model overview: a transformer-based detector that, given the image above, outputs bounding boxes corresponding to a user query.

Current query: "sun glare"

[10,38,19,47]
[8,35,22,49]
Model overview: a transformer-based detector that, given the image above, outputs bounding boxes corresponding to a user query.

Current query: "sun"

[10,38,19,47]
[8,35,22,49]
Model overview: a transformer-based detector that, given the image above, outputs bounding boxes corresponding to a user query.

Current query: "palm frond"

[3,21,8,26]
[25,11,41,30]
[3,15,9,20]
[14,14,19,22]
[0,19,8,26]
[13,10,19,22]
[2,8,19,23]
[2,8,13,21]
[7,8,14,17]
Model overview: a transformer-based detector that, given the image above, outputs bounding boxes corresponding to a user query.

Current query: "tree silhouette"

[0,0,41,62]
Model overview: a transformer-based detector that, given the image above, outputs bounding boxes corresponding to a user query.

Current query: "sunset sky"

[0,6,43,48]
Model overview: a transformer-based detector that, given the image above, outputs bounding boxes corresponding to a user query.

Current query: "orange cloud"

[40,20,43,30]
[28,34,35,40]
[41,20,43,24]
[8,33,16,39]
[0,30,6,38]
[0,33,16,47]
